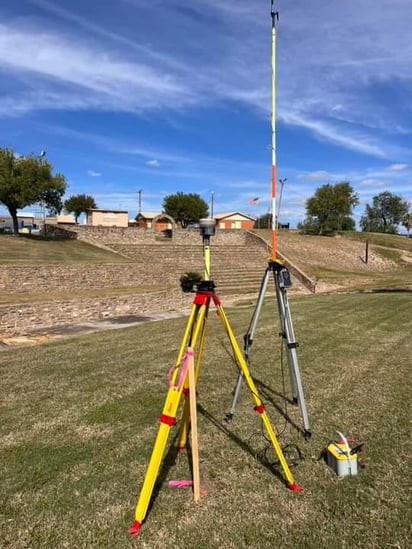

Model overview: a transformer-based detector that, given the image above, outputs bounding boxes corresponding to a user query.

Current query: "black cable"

[276,335,289,438]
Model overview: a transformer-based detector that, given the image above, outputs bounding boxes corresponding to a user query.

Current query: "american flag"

[248,196,260,204]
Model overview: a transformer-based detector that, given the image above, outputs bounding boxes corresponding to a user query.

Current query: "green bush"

[179,271,202,292]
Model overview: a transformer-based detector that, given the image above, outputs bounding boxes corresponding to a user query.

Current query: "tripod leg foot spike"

[287,483,303,492]
[128,520,141,536]
[304,429,312,441]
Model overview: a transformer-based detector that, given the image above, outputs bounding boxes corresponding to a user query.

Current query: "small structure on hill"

[86,209,128,227]
[0,213,41,233]
[135,212,174,231]
[214,212,255,230]
[47,214,76,225]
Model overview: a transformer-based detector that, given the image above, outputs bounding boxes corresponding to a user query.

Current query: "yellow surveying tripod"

[129,218,302,537]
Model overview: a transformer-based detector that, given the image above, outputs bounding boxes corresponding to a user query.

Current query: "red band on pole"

[159,414,176,426]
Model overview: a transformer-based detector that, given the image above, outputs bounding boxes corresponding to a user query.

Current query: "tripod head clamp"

[199,218,216,281]
[271,0,279,27]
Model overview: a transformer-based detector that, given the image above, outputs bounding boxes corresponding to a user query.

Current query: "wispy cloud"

[30,0,190,72]
[297,170,332,181]
[146,159,160,167]
[385,163,409,172]
[358,179,387,188]
[2,0,411,162]
[0,23,198,116]
[280,111,387,158]
[87,170,102,177]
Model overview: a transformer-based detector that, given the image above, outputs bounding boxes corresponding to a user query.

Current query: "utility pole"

[210,191,214,217]
[137,189,143,214]
[276,177,287,230]
[39,150,46,235]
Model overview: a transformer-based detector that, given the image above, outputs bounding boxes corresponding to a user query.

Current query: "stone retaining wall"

[47,224,248,246]
[0,263,169,293]
[0,227,272,338]
[245,230,317,292]
[0,289,193,337]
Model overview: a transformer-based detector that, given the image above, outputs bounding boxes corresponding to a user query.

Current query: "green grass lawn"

[254,229,412,291]
[0,234,133,264]
[342,230,412,252]
[1,293,411,548]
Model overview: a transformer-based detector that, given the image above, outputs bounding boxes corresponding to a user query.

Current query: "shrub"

[179,271,202,292]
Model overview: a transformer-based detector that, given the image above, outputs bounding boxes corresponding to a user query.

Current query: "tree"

[162,192,208,228]
[64,194,97,223]
[302,182,359,235]
[401,211,411,236]
[0,147,66,235]
[360,191,409,234]
[253,213,271,229]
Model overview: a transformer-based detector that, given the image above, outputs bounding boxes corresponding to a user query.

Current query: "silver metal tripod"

[225,259,312,440]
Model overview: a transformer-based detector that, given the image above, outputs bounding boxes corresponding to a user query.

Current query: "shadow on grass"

[197,403,286,486]
[253,377,304,437]
[140,395,302,526]
[146,432,180,517]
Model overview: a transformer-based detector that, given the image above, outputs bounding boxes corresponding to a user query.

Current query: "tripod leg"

[214,297,302,491]
[177,302,209,451]
[226,267,271,421]
[129,300,208,536]
[275,278,298,402]
[129,386,185,536]
[275,275,311,439]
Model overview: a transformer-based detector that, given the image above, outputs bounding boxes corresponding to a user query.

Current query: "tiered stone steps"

[104,242,306,296]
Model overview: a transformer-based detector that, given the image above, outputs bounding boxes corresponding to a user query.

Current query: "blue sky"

[0,0,411,227]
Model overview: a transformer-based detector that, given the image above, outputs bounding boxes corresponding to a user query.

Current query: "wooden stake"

[187,348,200,501]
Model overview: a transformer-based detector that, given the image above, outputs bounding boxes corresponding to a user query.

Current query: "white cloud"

[358,179,387,188]
[1,0,411,164]
[31,0,185,67]
[87,170,102,177]
[0,23,198,116]
[280,111,387,158]
[385,163,409,172]
[145,159,160,167]
[297,170,332,181]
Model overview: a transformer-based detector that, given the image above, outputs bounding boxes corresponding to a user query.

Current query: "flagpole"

[270,0,278,260]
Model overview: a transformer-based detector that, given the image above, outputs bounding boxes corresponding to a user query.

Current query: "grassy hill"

[2,230,411,293]
[254,229,412,292]
[0,234,133,264]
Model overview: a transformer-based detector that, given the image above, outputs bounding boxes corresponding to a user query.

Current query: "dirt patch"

[0,312,186,349]
[400,252,412,263]
[1,334,56,347]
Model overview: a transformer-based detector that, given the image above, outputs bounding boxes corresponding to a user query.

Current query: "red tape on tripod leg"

[254,404,265,414]
[288,482,303,492]
[128,520,141,536]
[159,414,176,426]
